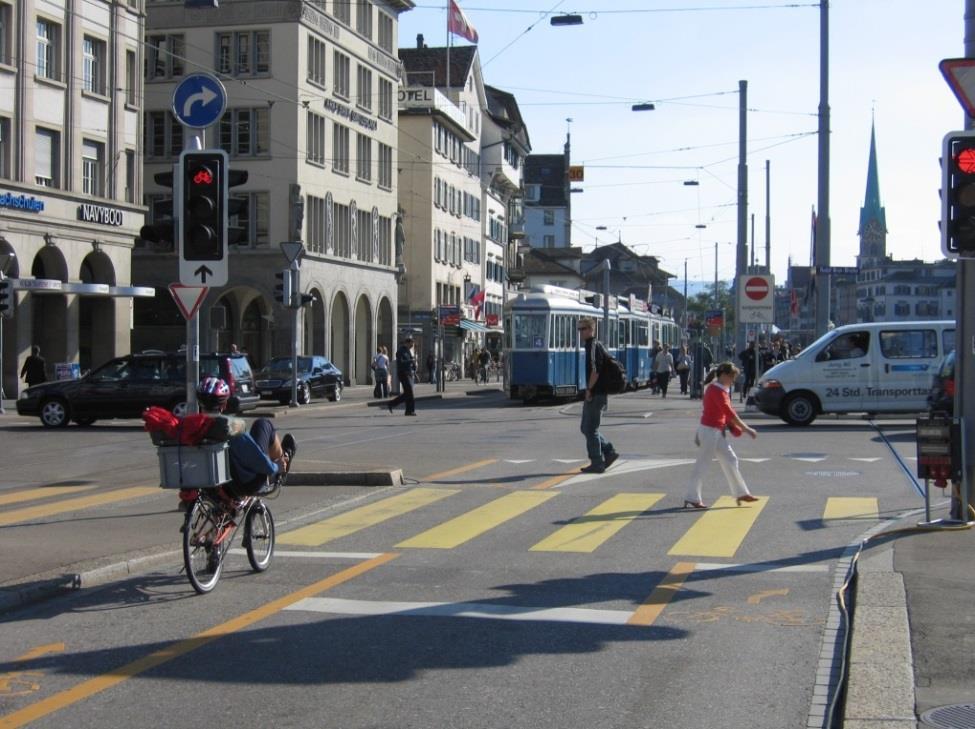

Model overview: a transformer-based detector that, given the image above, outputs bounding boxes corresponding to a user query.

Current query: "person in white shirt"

[653,347,675,398]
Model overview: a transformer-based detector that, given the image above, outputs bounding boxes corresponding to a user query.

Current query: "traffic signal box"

[181,150,227,261]
[139,169,176,247]
[0,277,12,318]
[274,270,292,306]
[941,130,975,257]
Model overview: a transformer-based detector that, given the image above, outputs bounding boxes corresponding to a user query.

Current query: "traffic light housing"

[0,277,12,318]
[180,150,227,261]
[941,130,975,257]
[139,169,176,248]
[274,270,292,306]
[226,169,249,245]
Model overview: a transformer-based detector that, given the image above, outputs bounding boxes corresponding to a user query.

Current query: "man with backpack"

[578,317,620,474]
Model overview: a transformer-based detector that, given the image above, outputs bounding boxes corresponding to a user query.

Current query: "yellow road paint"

[823,497,879,521]
[0,487,94,508]
[628,562,696,626]
[747,588,789,605]
[530,493,664,553]
[10,645,65,662]
[422,459,497,482]
[0,553,398,728]
[278,488,457,546]
[531,466,582,490]
[397,491,557,549]
[0,487,158,527]
[668,495,768,558]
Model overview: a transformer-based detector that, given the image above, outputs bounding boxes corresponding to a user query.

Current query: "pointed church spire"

[858,119,887,262]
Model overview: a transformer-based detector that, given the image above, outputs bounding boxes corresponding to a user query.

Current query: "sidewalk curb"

[288,469,403,487]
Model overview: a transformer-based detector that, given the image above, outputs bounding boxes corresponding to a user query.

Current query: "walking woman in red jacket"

[683,361,760,509]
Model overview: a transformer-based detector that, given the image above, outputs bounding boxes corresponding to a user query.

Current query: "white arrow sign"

[182,85,218,118]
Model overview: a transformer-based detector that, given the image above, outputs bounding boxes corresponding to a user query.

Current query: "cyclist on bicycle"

[181,378,296,507]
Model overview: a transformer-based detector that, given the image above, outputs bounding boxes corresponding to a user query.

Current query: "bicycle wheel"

[183,499,224,594]
[244,501,275,572]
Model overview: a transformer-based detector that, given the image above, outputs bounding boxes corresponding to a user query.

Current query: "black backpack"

[598,345,627,394]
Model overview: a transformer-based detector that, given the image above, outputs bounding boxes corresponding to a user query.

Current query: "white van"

[753,321,955,426]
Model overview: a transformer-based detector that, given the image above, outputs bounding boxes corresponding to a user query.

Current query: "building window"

[356,1,373,38]
[332,122,349,175]
[377,11,393,53]
[0,116,9,178]
[356,133,371,182]
[333,0,351,25]
[125,50,137,105]
[333,51,350,99]
[543,234,555,247]
[378,78,393,121]
[83,36,106,94]
[543,209,555,226]
[307,35,326,88]
[306,111,326,166]
[0,3,11,65]
[230,191,270,247]
[145,111,183,158]
[307,195,326,254]
[377,142,392,189]
[35,128,60,188]
[356,207,371,260]
[146,34,184,79]
[893,301,910,317]
[333,201,350,257]
[219,108,269,157]
[36,19,61,81]
[82,139,104,196]
[124,150,135,203]
[216,30,270,77]
[377,214,392,266]
[356,64,372,110]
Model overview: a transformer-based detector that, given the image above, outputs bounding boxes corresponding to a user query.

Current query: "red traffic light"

[192,167,214,186]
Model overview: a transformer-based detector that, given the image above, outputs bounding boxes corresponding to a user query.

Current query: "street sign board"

[568,165,584,182]
[704,309,724,336]
[940,58,975,119]
[172,73,227,129]
[280,241,304,265]
[816,266,859,276]
[168,283,209,320]
[739,274,774,324]
[438,305,460,326]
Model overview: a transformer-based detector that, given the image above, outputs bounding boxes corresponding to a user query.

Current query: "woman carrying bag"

[682,361,760,509]
[675,345,691,395]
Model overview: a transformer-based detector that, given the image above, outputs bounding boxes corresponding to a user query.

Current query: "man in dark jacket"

[21,346,46,387]
[387,335,417,416]
[578,317,619,474]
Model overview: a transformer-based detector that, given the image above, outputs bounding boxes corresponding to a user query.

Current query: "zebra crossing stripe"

[0,485,95,507]
[0,487,157,527]
[277,488,458,547]
[422,459,497,482]
[822,497,879,521]
[530,493,665,553]
[397,491,557,549]
[667,495,768,558]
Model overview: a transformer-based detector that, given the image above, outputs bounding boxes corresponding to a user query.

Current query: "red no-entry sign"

[744,276,770,301]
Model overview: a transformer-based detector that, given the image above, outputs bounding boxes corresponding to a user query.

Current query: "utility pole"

[735,80,749,354]
[683,259,688,334]
[765,159,771,272]
[814,0,832,336]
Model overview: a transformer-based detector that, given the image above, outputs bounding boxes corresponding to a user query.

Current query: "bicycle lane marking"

[421,459,497,483]
[0,487,159,527]
[0,552,399,729]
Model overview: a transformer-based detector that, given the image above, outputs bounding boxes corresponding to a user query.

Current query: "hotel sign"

[78,203,124,227]
[398,86,467,129]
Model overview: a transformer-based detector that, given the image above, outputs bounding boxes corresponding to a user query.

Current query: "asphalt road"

[0,388,928,728]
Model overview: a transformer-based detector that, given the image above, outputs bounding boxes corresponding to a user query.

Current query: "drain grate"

[922,703,975,729]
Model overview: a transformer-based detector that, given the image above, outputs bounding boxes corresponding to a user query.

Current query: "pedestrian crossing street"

[277,488,881,559]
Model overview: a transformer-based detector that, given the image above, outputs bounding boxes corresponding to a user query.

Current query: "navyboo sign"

[738,274,775,323]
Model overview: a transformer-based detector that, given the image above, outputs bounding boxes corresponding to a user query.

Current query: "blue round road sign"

[172,73,227,129]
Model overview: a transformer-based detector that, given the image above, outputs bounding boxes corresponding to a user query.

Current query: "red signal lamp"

[192,168,214,186]
[956,148,975,174]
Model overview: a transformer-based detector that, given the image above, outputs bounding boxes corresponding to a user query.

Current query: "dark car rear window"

[229,356,253,380]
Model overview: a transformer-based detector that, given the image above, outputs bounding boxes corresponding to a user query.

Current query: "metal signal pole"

[814,0,832,337]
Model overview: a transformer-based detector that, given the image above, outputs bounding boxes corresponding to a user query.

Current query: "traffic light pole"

[290,262,300,407]
[184,130,204,414]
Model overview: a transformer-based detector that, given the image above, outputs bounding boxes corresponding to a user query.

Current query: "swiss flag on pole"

[448,0,478,43]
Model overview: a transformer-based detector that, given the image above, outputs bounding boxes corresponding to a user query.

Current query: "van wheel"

[782,393,817,427]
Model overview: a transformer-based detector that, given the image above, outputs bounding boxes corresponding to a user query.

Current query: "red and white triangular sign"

[940,58,975,118]
[168,283,208,320]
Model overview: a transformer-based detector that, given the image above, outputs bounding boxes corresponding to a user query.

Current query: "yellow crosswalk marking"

[628,561,696,626]
[0,487,158,527]
[0,486,94,508]
[530,493,664,553]
[278,488,458,547]
[668,495,768,558]
[422,459,497,482]
[823,497,878,521]
[397,491,557,549]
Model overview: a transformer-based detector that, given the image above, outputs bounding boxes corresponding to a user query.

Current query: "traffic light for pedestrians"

[0,278,12,318]
[942,130,975,257]
[226,169,249,245]
[274,270,292,306]
[139,169,176,247]
[180,150,226,261]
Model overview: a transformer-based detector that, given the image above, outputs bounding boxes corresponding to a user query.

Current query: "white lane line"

[692,562,831,574]
[559,458,697,487]
[740,457,771,463]
[284,597,634,625]
[228,549,383,560]
[504,460,535,464]
[849,457,882,463]
[792,457,828,463]
[642,412,654,419]
[553,458,586,464]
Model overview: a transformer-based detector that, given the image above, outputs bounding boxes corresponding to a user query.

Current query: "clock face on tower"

[864,220,884,238]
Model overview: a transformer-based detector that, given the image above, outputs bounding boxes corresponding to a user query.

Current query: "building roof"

[484,84,531,151]
[399,45,478,89]
[521,248,582,277]
[858,122,888,236]
[524,154,567,206]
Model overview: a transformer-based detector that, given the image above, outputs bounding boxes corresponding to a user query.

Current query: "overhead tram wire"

[481,0,570,68]
[411,3,819,14]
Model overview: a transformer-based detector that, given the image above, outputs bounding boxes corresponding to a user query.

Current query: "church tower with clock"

[857,122,888,267]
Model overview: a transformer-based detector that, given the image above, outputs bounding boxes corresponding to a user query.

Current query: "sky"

[398,0,963,289]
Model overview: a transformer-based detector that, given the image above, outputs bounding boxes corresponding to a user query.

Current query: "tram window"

[562,316,571,348]
[514,313,546,349]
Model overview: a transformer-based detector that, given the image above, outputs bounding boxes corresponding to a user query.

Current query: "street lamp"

[631,103,655,112]
[550,13,583,25]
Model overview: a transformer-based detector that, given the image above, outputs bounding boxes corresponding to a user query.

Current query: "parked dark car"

[16,351,259,427]
[255,356,343,404]
[927,349,955,415]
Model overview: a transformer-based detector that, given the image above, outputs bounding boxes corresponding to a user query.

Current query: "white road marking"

[849,457,882,462]
[228,549,383,560]
[692,562,831,574]
[284,597,634,625]
[792,457,828,463]
[559,458,697,487]
[642,412,654,419]
[504,460,535,464]
[740,457,771,463]
[552,458,586,464]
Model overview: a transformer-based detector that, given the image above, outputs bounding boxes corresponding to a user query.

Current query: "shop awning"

[459,320,488,333]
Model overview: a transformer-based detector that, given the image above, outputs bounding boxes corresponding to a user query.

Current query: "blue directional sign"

[172,73,227,129]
